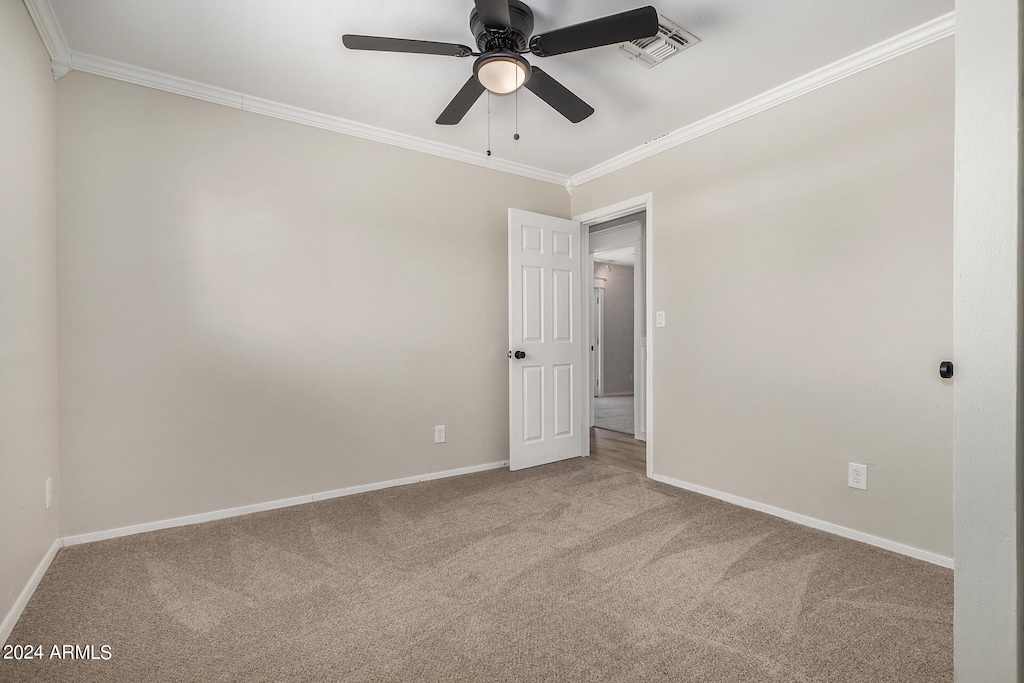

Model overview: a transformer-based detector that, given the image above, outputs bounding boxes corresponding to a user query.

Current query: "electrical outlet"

[45,477,52,509]
[848,463,867,490]
[434,425,446,444]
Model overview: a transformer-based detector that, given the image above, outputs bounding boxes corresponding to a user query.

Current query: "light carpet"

[594,395,634,434]
[1,459,951,682]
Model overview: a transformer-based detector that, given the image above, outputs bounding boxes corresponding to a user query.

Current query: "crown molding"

[237,92,569,185]
[22,0,72,78]
[569,11,956,188]
[24,3,952,190]
[26,0,566,183]
[60,49,569,186]
[69,51,245,109]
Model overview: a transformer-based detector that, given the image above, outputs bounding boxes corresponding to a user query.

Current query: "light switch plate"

[656,311,666,328]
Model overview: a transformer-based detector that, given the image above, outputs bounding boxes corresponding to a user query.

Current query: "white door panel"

[508,209,584,471]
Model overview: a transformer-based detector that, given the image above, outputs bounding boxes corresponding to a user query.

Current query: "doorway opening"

[593,247,636,434]
[582,205,649,475]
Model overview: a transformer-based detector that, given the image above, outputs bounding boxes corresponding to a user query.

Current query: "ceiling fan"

[342,0,659,125]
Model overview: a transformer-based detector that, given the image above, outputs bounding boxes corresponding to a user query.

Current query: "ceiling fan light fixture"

[474,52,530,94]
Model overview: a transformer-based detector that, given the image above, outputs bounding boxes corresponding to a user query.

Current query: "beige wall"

[572,39,954,557]
[596,262,634,395]
[56,72,568,536]
[0,0,60,629]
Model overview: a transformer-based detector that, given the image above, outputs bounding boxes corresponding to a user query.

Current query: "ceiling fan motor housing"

[470,0,535,52]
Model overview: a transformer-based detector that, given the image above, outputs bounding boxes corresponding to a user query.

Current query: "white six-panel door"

[508,209,584,471]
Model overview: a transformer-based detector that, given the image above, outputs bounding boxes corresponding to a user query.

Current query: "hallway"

[589,426,645,474]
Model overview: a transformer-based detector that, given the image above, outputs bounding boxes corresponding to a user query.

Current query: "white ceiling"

[595,247,635,267]
[47,0,953,177]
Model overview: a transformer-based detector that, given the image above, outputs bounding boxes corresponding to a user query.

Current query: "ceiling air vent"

[617,16,699,68]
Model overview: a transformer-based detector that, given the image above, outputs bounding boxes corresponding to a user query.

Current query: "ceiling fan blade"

[529,6,659,57]
[474,0,511,28]
[524,67,594,123]
[343,35,473,57]
[436,77,486,125]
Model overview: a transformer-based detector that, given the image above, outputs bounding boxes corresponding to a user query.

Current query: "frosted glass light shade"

[475,55,529,94]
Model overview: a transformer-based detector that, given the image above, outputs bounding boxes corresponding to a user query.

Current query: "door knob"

[508,350,526,359]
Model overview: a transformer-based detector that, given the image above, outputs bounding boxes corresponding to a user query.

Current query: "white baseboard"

[1,539,60,645]
[650,474,954,569]
[7,464,946,642]
[310,461,508,501]
[61,460,509,547]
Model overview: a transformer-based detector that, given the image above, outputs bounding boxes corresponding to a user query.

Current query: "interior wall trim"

[20,0,567,186]
[69,51,244,108]
[24,0,953,190]
[24,0,953,191]
[72,50,569,185]
[568,11,956,188]
[1,540,60,645]
[21,0,71,77]
[66,51,569,185]
[59,460,509,547]
[651,473,955,569]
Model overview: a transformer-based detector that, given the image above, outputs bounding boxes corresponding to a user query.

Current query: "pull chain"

[514,85,520,141]
[486,91,492,156]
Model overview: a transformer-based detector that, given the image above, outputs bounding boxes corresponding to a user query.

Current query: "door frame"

[575,193,654,478]
[591,285,604,402]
